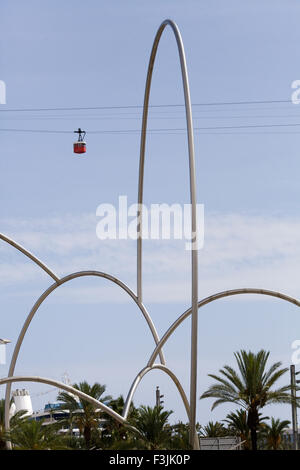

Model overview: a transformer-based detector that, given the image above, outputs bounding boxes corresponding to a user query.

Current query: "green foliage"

[56,381,111,449]
[168,422,192,450]
[7,419,69,450]
[1,356,294,451]
[259,417,290,450]
[101,395,138,448]
[0,398,29,450]
[223,409,268,450]
[0,399,7,450]
[200,349,295,450]
[130,405,173,450]
[200,420,228,437]
[223,409,251,449]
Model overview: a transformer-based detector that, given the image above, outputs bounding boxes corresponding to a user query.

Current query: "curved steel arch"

[123,364,190,420]
[147,288,300,367]
[119,287,300,451]
[4,270,166,436]
[122,363,200,450]
[137,19,198,447]
[0,375,137,431]
[0,232,60,282]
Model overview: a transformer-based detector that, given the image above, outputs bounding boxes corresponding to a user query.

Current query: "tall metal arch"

[0,375,137,431]
[4,270,166,437]
[146,288,300,367]
[3,19,296,452]
[122,364,190,420]
[122,363,200,450]
[0,232,59,282]
[137,18,198,447]
[120,287,300,440]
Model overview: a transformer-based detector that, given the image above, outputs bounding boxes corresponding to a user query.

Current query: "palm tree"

[132,405,173,450]
[169,422,191,450]
[0,398,28,449]
[200,350,298,450]
[56,392,78,437]
[200,420,228,437]
[224,409,269,450]
[260,417,290,450]
[0,398,8,450]
[102,395,138,446]
[223,409,251,449]
[7,419,69,450]
[57,381,111,449]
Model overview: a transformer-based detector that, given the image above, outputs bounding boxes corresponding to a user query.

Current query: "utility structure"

[156,386,164,408]
[290,364,300,450]
[0,338,10,365]
[0,339,11,344]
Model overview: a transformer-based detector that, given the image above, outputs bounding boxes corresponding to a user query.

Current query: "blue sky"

[1,0,300,427]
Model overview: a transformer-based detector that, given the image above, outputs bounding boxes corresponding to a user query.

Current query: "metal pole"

[156,386,160,407]
[0,233,60,282]
[156,385,164,407]
[291,365,298,450]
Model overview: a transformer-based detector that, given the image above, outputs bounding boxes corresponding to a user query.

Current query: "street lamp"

[0,339,11,345]
[156,386,164,408]
[0,339,11,366]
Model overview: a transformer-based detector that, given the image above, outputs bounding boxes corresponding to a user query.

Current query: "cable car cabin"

[73,128,86,155]
[73,141,86,154]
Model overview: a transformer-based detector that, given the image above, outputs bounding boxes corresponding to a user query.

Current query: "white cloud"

[1,211,300,303]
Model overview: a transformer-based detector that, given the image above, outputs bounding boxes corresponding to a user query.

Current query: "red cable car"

[73,128,86,154]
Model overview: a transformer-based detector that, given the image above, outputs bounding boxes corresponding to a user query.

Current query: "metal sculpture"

[1,20,299,451]
[136,19,198,446]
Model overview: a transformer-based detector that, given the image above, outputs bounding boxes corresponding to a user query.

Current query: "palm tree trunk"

[250,427,257,450]
[84,425,91,449]
[69,412,73,437]
[247,408,259,451]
